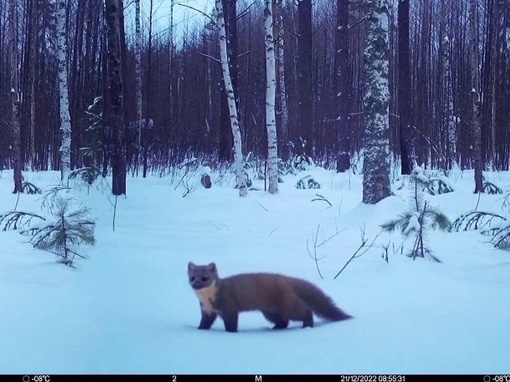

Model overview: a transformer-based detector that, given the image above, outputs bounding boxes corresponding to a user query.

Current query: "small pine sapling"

[69,167,101,186]
[69,167,101,194]
[381,169,451,262]
[82,96,104,168]
[30,196,95,267]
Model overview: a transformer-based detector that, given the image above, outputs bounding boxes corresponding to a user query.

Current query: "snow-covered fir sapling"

[82,96,104,170]
[411,167,454,195]
[30,196,95,267]
[381,167,451,262]
[296,175,320,189]
[69,167,101,193]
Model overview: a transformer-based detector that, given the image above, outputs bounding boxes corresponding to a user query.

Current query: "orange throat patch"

[194,281,217,314]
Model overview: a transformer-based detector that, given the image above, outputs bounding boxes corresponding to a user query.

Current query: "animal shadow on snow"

[183,319,332,334]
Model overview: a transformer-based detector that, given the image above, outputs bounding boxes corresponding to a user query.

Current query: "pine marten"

[188,262,352,332]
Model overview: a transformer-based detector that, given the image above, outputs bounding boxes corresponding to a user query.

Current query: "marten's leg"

[262,311,289,329]
[198,310,217,330]
[221,310,239,333]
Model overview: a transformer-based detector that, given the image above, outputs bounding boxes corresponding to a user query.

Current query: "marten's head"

[188,262,218,290]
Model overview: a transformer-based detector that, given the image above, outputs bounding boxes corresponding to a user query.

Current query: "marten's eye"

[201,277,208,282]
[190,276,195,282]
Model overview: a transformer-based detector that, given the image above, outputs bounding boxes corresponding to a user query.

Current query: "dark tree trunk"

[297,0,313,156]
[470,0,483,193]
[335,0,350,172]
[101,25,110,178]
[9,0,22,193]
[398,0,414,175]
[218,0,238,162]
[104,0,126,195]
[219,80,231,161]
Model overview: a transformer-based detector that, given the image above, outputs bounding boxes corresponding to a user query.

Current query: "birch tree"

[55,0,72,183]
[275,0,289,161]
[362,0,391,204]
[264,0,278,194]
[9,0,22,193]
[215,0,247,197]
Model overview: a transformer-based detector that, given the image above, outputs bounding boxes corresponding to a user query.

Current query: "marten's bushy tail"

[292,278,352,321]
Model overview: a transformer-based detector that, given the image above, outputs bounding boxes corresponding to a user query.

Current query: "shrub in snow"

[278,158,294,177]
[452,211,510,250]
[452,211,505,232]
[451,189,510,250]
[381,169,451,262]
[482,182,502,195]
[0,211,45,231]
[490,225,510,250]
[427,177,454,195]
[28,196,95,268]
[412,167,453,195]
[296,175,321,190]
[21,181,42,195]
[239,171,253,189]
[69,167,101,189]
[292,154,314,172]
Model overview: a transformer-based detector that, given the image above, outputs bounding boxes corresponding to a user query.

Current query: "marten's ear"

[188,262,196,271]
[207,262,216,272]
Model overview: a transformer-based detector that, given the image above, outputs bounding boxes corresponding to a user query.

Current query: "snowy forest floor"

[1,165,509,374]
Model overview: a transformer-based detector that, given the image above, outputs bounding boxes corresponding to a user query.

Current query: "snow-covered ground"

[1,165,509,374]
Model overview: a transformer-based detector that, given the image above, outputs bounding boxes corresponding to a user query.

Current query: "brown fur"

[187,262,352,332]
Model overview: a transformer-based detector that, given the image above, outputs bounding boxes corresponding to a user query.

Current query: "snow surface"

[0,167,509,374]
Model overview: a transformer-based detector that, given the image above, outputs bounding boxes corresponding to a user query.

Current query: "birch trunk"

[362,0,391,204]
[215,0,247,197]
[56,0,72,183]
[275,0,289,161]
[264,0,278,194]
[9,0,22,193]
